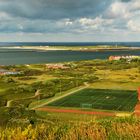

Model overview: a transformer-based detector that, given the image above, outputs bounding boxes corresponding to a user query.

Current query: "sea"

[0,42,140,65]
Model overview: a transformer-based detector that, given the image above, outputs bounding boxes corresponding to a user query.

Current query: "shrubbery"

[0,117,140,140]
[8,85,36,94]
[23,69,43,76]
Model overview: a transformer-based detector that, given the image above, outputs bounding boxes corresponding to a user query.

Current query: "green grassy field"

[47,88,138,112]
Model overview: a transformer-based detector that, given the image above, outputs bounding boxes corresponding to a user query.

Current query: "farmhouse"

[109,55,140,61]
[46,64,69,70]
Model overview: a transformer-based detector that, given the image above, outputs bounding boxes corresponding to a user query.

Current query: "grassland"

[47,88,138,112]
[0,58,140,139]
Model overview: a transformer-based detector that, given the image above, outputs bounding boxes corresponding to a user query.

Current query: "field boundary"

[36,107,116,117]
[36,106,132,117]
[134,102,140,116]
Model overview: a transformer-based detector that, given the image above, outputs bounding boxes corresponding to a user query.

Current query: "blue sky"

[0,0,139,42]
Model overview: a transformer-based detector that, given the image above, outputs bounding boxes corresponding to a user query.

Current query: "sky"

[0,0,139,42]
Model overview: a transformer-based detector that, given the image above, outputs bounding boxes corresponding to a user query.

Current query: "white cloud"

[0,0,139,41]
[127,20,140,32]
[77,17,113,31]
[106,0,140,19]
[132,0,140,10]
[0,12,11,20]
[64,19,73,26]
[106,1,130,19]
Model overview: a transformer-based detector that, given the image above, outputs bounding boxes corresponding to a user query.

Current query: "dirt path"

[36,107,116,117]
[31,85,89,109]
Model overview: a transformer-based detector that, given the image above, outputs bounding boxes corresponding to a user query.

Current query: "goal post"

[80,103,93,109]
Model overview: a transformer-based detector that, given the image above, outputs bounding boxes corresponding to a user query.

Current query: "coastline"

[4,45,140,52]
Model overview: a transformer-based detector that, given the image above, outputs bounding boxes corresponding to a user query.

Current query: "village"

[109,55,140,61]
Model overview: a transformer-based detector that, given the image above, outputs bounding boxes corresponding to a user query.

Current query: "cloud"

[105,0,140,19]
[127,19,140,32]
[0,0,112,20]
[0,0,139,41]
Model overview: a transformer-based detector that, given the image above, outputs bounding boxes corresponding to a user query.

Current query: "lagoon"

[1,48,140,65]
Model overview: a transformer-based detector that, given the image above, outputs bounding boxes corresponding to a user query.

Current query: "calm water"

[0,42,140,47]
[0,42,140,65]
[1,49,140,65]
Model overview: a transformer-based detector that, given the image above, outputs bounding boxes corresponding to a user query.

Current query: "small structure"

[46,64,69,70]
[0,69,20,75]
[4,72,20,75]
[0,69,7,75]
[109,55,140,61]
[109,56,122,61]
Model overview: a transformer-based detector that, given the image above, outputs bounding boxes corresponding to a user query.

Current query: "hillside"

[0,58,140,139]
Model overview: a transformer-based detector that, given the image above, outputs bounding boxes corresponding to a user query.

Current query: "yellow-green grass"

[14,74,56,84]
[35,110,105,122]
[93,68,140,90]
[0,82,18,95]
[90,81,140,90]
[95,68,140,82]
[1,116,140,140]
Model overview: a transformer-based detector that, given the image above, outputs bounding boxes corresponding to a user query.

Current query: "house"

[0,69,7,75]
[109,56,122,61]
[109,55,140,61]
[4,72,21,75]
[46,64,69,70]
[0,69,20,75]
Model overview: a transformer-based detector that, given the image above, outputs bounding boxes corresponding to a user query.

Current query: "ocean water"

[0,42,140,65]
[0,50,140,65]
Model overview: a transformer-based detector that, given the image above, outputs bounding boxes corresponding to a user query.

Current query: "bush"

[23,69,43,76]
[3,77,15,83]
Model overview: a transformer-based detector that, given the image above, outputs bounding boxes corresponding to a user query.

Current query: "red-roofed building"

[46,64,69,70]
[109,55,140,61]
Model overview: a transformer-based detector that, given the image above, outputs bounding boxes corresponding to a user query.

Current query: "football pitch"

[47,89,138,112]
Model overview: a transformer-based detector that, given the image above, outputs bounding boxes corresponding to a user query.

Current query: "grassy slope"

[0,59,140,139]
[0,115,140,140]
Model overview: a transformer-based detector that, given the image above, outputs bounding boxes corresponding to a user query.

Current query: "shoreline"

[1,45,140,52]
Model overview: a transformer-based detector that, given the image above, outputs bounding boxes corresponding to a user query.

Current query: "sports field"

[47,89,138,112]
